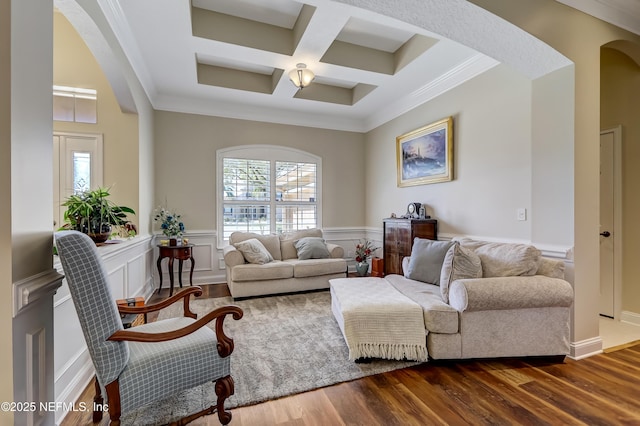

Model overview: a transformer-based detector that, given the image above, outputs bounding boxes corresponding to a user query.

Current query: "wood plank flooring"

[61,284,640,426]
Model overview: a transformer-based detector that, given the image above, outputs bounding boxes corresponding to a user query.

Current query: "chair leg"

[93,377,104,423]
[105,380,122,425]
[214,375,234,425]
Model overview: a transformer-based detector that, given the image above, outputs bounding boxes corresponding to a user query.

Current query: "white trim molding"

[569,337,604,360]
[620,311,640,327]
[13,269,64,318]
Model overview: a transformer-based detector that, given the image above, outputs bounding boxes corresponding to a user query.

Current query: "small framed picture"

[396,117,453,187]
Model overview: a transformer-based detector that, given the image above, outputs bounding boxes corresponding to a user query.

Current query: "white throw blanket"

[330,277,428,362]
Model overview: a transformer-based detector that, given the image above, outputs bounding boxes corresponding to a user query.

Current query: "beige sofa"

[223,229,347,299]
[384,238,574,359]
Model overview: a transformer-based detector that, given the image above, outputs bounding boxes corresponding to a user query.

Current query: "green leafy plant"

[61,187,136,242]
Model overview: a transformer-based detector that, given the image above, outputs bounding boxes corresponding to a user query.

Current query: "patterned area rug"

[121,290,420,425]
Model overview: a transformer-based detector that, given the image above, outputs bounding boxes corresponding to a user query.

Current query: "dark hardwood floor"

[62,284,640,426]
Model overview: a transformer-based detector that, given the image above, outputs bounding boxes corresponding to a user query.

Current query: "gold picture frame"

[396,116,453,187]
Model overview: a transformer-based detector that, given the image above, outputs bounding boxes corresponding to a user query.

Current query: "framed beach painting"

[396,117,453,187]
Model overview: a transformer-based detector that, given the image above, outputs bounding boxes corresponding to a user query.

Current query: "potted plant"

[354,239,380,276]
[61,187,136,243]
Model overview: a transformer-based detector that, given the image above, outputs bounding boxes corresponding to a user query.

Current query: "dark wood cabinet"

[383,218,437,275]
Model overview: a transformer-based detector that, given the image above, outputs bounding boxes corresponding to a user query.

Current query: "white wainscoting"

[54,235,154,425]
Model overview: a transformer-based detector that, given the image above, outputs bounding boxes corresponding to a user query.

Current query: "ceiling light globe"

[289,63,315,89]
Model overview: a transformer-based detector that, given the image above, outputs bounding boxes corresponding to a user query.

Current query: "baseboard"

[620,310,640,326]
[54,348,95,425]
[569,336,603,360]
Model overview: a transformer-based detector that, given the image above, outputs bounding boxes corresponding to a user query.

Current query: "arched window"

[217,145,322,246]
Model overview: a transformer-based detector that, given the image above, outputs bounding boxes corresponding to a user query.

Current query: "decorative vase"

[355,261,369,277]
[169,237,177,246]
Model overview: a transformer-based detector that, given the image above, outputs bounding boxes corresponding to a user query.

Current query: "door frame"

[600,126,623,319]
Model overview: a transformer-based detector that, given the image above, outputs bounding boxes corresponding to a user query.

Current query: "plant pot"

[355,261,369,277]
[86,224,112,244]
[88,230,111,244]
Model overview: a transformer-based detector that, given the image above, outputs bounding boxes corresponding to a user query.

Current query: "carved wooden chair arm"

[117,286,203,319]
[108,306,244,357]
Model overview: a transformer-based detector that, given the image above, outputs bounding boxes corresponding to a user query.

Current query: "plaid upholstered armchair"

[55,231,243,425]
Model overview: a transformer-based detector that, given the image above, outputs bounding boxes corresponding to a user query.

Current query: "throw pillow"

[294,237,330,260]
[440,242,483,303]
[405,238,454,285]
[280,229,323,260]
[234,238,274,265]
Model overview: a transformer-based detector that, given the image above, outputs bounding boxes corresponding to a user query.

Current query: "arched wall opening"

[600,42,640,322]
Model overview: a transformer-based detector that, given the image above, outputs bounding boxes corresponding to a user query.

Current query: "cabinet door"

[397,222,412,257]
[384,221,411,275]
[412,222,437,241]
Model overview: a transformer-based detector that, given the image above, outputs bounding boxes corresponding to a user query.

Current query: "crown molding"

[365,54,499,131]
[556,0,640,36]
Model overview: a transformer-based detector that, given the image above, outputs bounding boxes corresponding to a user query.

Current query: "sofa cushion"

[294,237,330,260]
[233,238,274,265]
[231,261,293,282]
[280,229,323,260]
[385,274,459,334]
[536,257,565,279]
[456,238,541,278]
[440,242,483,303]
[405,239,454,285]
[287,258,347,278]
[229,232,282,261]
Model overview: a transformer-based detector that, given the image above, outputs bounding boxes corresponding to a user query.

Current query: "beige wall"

[53,12,139,228]
[364,65,534,240]
[0,0,13,421]
[600,48,640,314]
[153,111,365,232]
[469,0,640,349]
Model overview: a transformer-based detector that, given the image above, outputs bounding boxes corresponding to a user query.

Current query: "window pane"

[223,204,270,239]
[53,94,74,122]
[276,205,317,233]
[276,162,316,202]
[74,96,97,124]
[223,158,270,201]
[73,152,91,193]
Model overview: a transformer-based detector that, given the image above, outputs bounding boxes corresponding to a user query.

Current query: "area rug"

[120,290,420,425]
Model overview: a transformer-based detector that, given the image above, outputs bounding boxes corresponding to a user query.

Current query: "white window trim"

[216,145,322,248]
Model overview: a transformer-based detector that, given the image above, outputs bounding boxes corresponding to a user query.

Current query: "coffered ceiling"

[72,0,499,131]
[57,0,639,132]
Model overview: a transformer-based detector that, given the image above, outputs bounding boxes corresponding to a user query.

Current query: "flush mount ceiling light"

[288,63,315,90]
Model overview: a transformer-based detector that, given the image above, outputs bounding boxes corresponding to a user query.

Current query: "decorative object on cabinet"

[383,218,437,275]
[396,116,453,187]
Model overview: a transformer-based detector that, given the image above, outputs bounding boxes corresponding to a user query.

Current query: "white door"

[599,127,620,318]
[53,132,103,229]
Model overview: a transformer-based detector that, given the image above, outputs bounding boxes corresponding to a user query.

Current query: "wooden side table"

[156,244,195,296]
